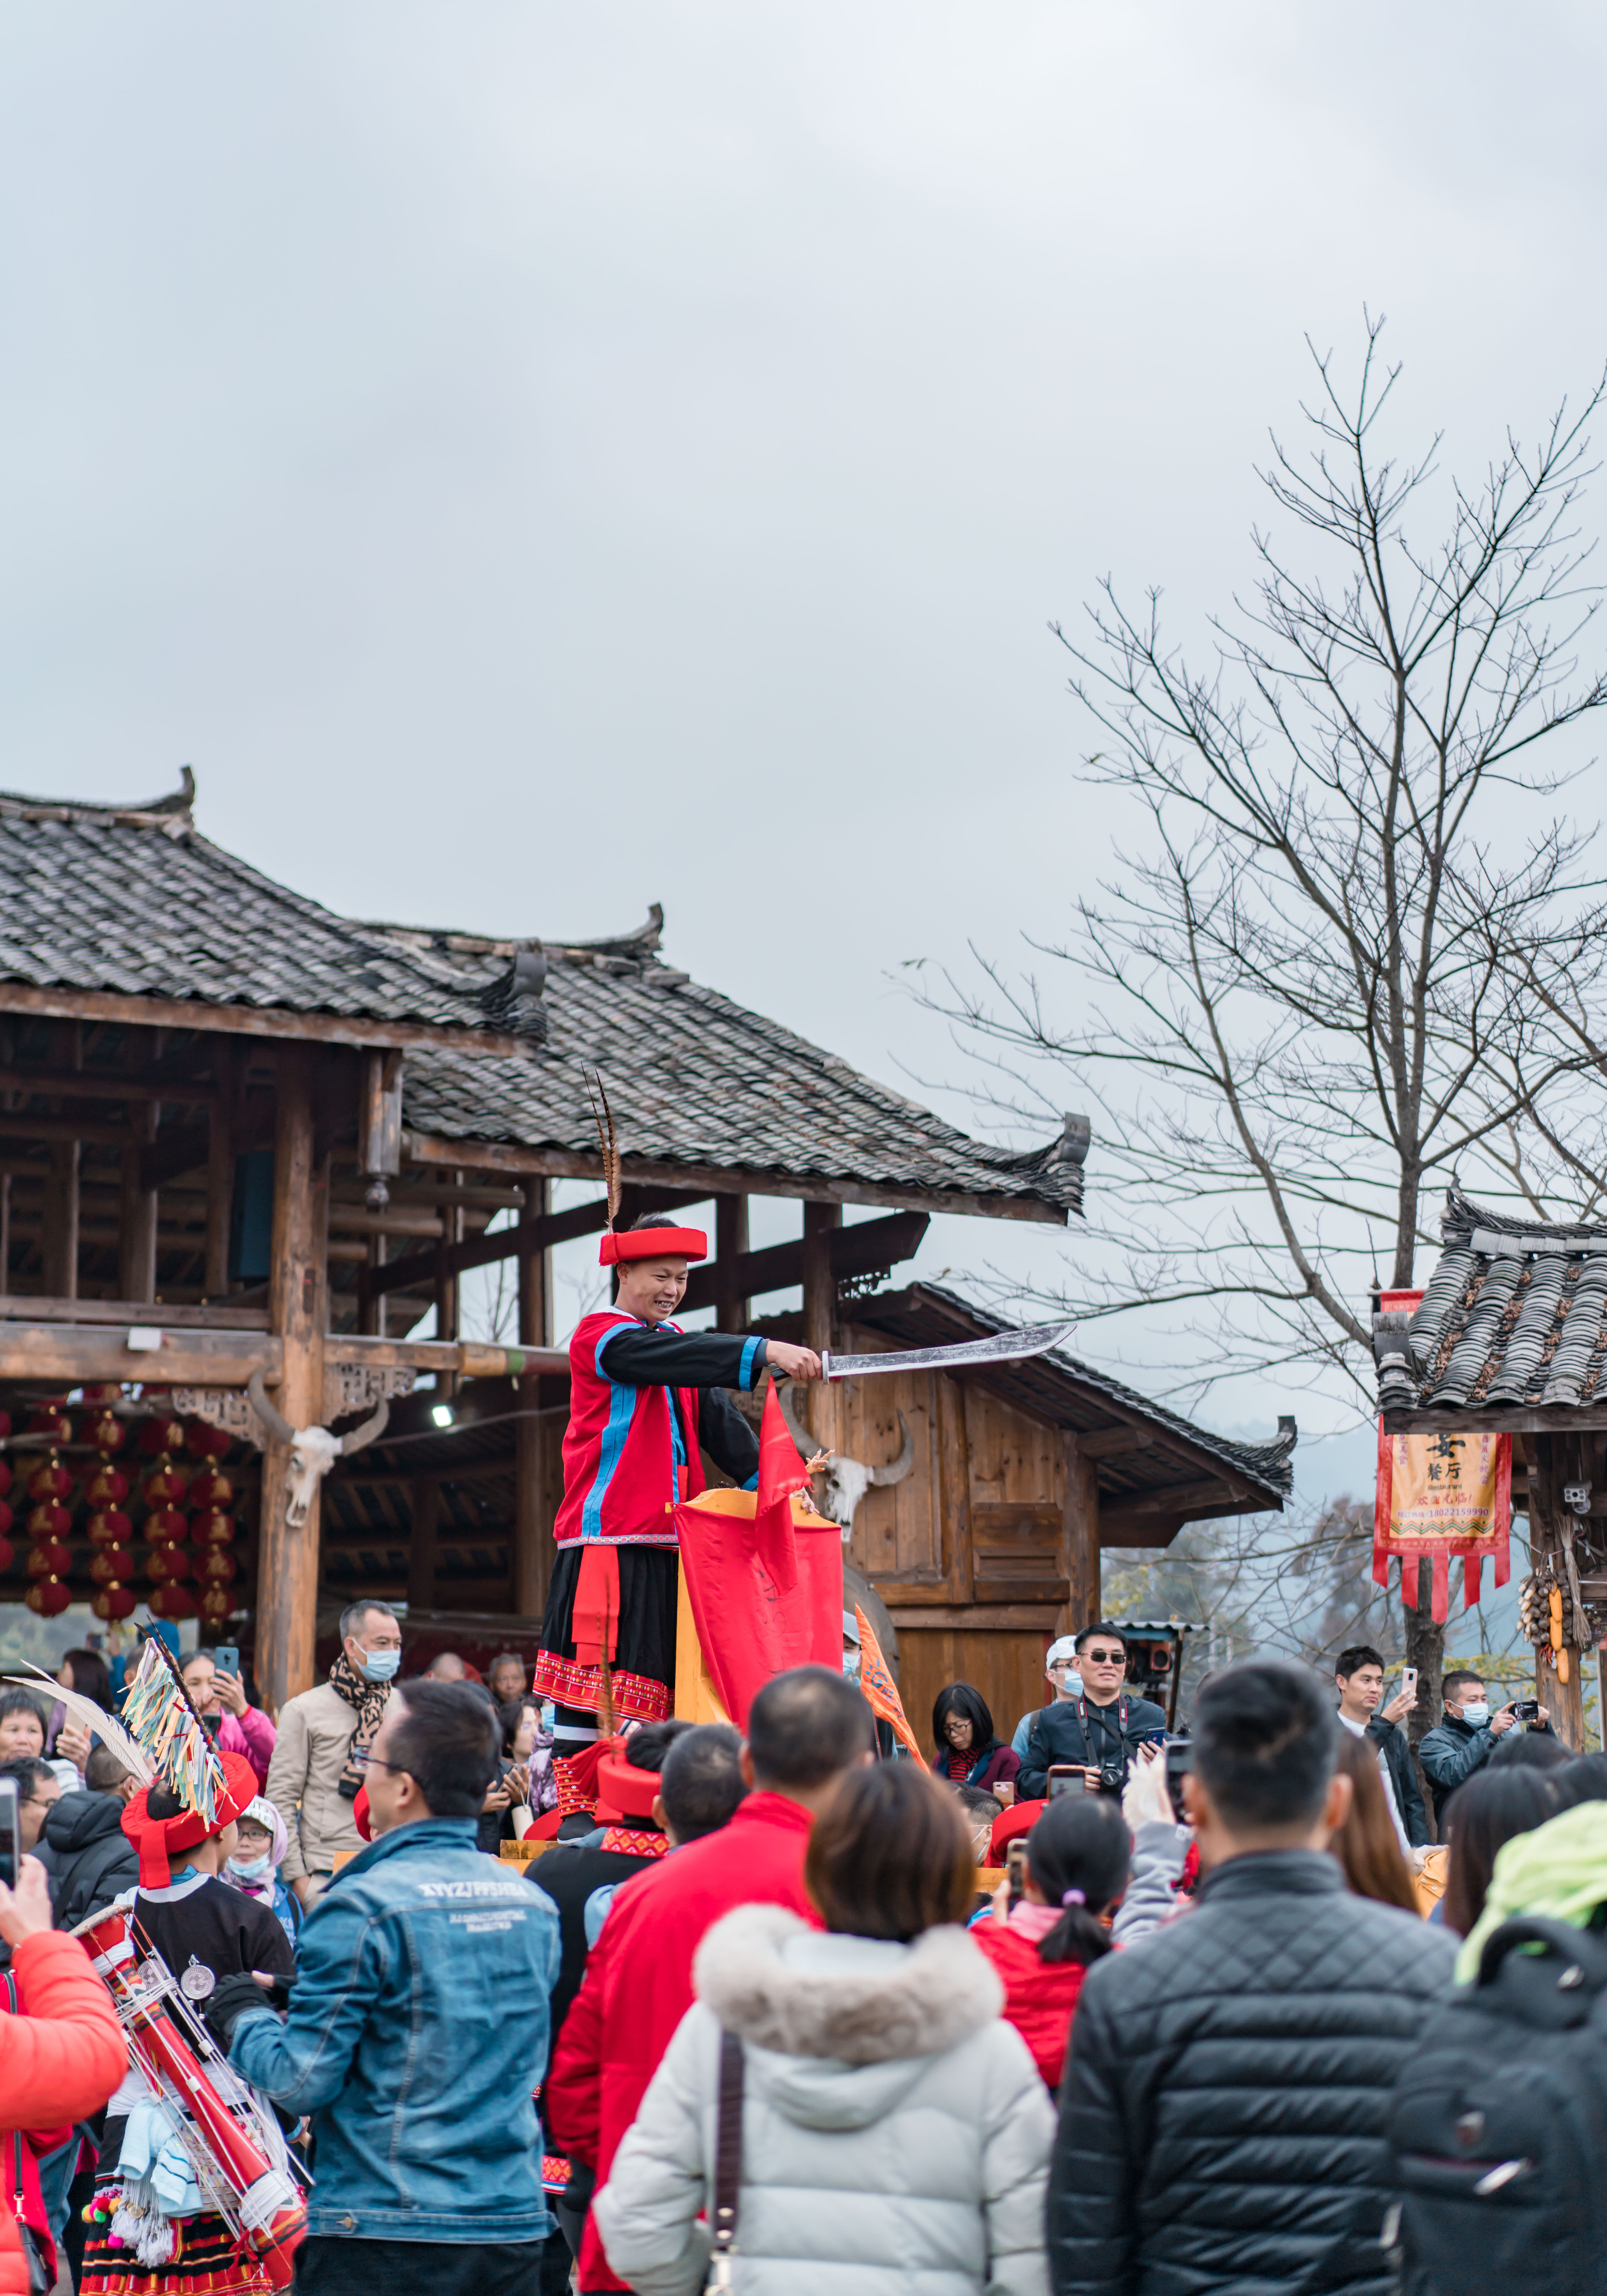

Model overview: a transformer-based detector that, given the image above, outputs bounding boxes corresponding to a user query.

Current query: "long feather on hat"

[120,1632,227,1823]
[587,1070,623,1230]
[3,1663,154,1786]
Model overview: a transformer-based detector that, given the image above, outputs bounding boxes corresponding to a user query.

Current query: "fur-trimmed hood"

[693,1904,1004,2130]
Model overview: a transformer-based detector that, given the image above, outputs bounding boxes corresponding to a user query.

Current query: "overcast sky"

[3,2,1605,1494]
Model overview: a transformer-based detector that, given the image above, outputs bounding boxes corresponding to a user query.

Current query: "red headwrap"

[593,1747,665,1825]
[121,1750,260,1891]
[598,1228,707,1267]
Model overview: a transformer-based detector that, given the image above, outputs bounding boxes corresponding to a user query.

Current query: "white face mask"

[1458,1702,1490,1727]
[842,1651,861,1680]
[228,1853,272,1883]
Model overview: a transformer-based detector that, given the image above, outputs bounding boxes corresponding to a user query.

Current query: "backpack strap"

[1476,1914,1607,1991]
[706,2027,744,2291]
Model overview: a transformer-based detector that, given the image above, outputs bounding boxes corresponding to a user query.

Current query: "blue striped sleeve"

[738,1336,762,1390]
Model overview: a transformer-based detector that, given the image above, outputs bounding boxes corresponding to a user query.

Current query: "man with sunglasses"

[1017,1625,1168,1799]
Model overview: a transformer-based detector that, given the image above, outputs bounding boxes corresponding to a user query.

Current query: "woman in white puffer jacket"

[592,1761,1055,2296]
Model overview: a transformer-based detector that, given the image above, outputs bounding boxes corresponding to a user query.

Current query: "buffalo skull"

[247,1371,392,1528]
[776,1380,915,1536]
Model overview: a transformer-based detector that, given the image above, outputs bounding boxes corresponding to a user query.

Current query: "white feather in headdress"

[3,1663,155,1787]
[119,1637,226,1820]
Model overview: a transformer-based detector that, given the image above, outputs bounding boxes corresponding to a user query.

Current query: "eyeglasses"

[347,1750,407,1775]
[1083,1648,1127,1667]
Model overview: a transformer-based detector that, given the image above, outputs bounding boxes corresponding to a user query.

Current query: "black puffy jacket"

[1048,1849,1456,2296]
[39,1787,138,1934]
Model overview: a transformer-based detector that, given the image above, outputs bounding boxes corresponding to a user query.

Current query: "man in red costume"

[534,1212,822,1787]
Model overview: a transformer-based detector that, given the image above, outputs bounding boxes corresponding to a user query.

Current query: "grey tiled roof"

[1375,1184,1607,1412]
[0,779,1085,1217]
[0,775,546,1041]
[849,1283,1294,1502]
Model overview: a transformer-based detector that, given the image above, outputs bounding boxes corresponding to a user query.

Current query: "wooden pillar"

[714,1194,749,1332]
[801,1201,841,1454]
[256,1051,327,1712]
[1530,1434,1588,1752]
[1061,1431,1101,1633]
[358,1234,386,1337]
[407,1477,440,1613]
[204,1044,233,1301]
[120,1102,158,1302]
[514,1179,553,1619]
[42,1141,78,1299]
[434,1168,462,1398]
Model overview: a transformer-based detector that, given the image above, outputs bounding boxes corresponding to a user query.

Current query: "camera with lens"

[1093,1760,1127,1795]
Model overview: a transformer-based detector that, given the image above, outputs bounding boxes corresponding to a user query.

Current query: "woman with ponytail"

[973,1793,1132,2089]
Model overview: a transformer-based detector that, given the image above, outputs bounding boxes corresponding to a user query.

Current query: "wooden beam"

[120,1103,158,1302]
[681,1210,930,1318]
[1110,1476,1246,1516]
[713,1194,749,1333]
[0,1112,126,1146]
[1062,1432,1100,1633]
[42,1140,78,1299]
[881,1602,1064,1631]
[358,1049,404,1181]
[256,1049,325,1711]
[0,1065,221,1105]
[0,1293,269,1329]
[407,1476,441,1611]
[324,1335,567,1379]
[402,1131,1071,1226]
[1075,1426,1158,1462]
[362,1187,702,1300]
[0,983,536,1059]
[802,1202,842,1462]
[0,1322,281,1385]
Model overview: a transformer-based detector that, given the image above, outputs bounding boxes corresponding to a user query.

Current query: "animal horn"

[869,1410,915,1487]
[337,1398,391,1456]
[775,1378,817,1461]
[247,1370,296,1447]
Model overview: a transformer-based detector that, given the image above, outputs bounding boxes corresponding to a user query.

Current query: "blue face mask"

[227,1853,272,1883]
[1459,1701,1490,1727]
[361,1647,401,1683]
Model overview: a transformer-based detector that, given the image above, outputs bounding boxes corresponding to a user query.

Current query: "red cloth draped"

[674,1487,843,1728]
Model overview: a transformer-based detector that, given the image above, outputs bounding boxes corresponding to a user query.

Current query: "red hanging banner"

[1374,1424,1512,1622]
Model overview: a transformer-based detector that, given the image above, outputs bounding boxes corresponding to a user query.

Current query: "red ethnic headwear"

[122,1749,260,1891]
[598,1227,707,1267]
[594,1746,665,1826]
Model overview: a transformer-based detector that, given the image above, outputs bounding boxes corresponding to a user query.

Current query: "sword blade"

[823,1321,1075,1381]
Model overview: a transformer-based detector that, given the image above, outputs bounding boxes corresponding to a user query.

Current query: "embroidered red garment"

[598,1827,668,1859]
[553,1312,706,1550]
[535,1654,671,1729]
[675,1486,842,1729]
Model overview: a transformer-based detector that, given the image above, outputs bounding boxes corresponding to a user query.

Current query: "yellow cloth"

[1455,1801,1607,1983]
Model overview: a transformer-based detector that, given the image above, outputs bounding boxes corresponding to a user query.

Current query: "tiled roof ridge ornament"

[0,764,195,834]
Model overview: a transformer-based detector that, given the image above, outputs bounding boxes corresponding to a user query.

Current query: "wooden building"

[0,775,1293,1735]
[1376,1185,1607,1750]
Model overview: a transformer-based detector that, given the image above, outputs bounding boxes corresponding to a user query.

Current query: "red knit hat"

[122,1750,260,1890]
[598,1227,707,1267]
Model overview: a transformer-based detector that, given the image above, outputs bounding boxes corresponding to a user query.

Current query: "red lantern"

[144,1507,188,1545]
[89,1548,136,1585]
[138,1416,186,1457]
[147,1545,192,1584]
[142,1464,187,1508]
[93,1586,136,1622]
[187,1470,235,1512]
[198,1586,234,1625]
[87,1509,133,1547]
[92,1410,126,1456]
[28,1459,72,1503]
[148,1585,195,1622]
[190,1511,235,1548]
[86,1467,129,1508]
[185,1419,231,1461]
[196,1547,237,1585]
[28,1406,71,1443]
[26,1579,71,1617]
[26,1503,70,1542]
[26,1539,73,1578]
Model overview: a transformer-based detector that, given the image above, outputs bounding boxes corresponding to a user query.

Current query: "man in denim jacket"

[217,1679,560,2296]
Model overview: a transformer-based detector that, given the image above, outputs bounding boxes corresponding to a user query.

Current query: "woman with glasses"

[1016,1627,1169,1801]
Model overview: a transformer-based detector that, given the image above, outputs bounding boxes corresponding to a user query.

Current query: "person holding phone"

[1017,1627,1167,1800]
[179,1649,276,1790]
[1417,1669,1554,1826]
[1332,1645,1428,1850]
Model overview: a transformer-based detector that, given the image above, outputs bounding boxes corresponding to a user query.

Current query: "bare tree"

[928,319,1607,1687]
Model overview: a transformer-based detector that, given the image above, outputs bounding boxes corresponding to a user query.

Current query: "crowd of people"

[0,1609,1603,2294]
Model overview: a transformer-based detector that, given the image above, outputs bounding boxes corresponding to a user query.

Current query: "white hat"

[842,1612,861,1645]
[1045,1636,1080,1670]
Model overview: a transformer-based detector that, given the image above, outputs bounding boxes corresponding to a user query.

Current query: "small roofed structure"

[0,775,1090,1706]
[1374,1183,1607,1748]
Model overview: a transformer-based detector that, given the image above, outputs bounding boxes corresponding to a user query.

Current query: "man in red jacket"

[544,1666,874,2293]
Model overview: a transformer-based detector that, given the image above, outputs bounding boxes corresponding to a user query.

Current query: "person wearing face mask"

[1011,1637,1085,1761]
[265,1596,403,1912]
[1416,1668,1552,1827]
[221,1794,301,1944]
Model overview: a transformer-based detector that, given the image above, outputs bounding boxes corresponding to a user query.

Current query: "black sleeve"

[600,1324,767,1391]
[697,1387,761,1488]
[1048,1974,1138,2296]
[240,1896,297,1979]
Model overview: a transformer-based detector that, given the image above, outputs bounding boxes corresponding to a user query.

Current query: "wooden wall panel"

[896,1628,1052,1762]
[836,1330,945,1588]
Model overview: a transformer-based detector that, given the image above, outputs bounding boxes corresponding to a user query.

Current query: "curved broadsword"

[822,1321,1074,1381]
